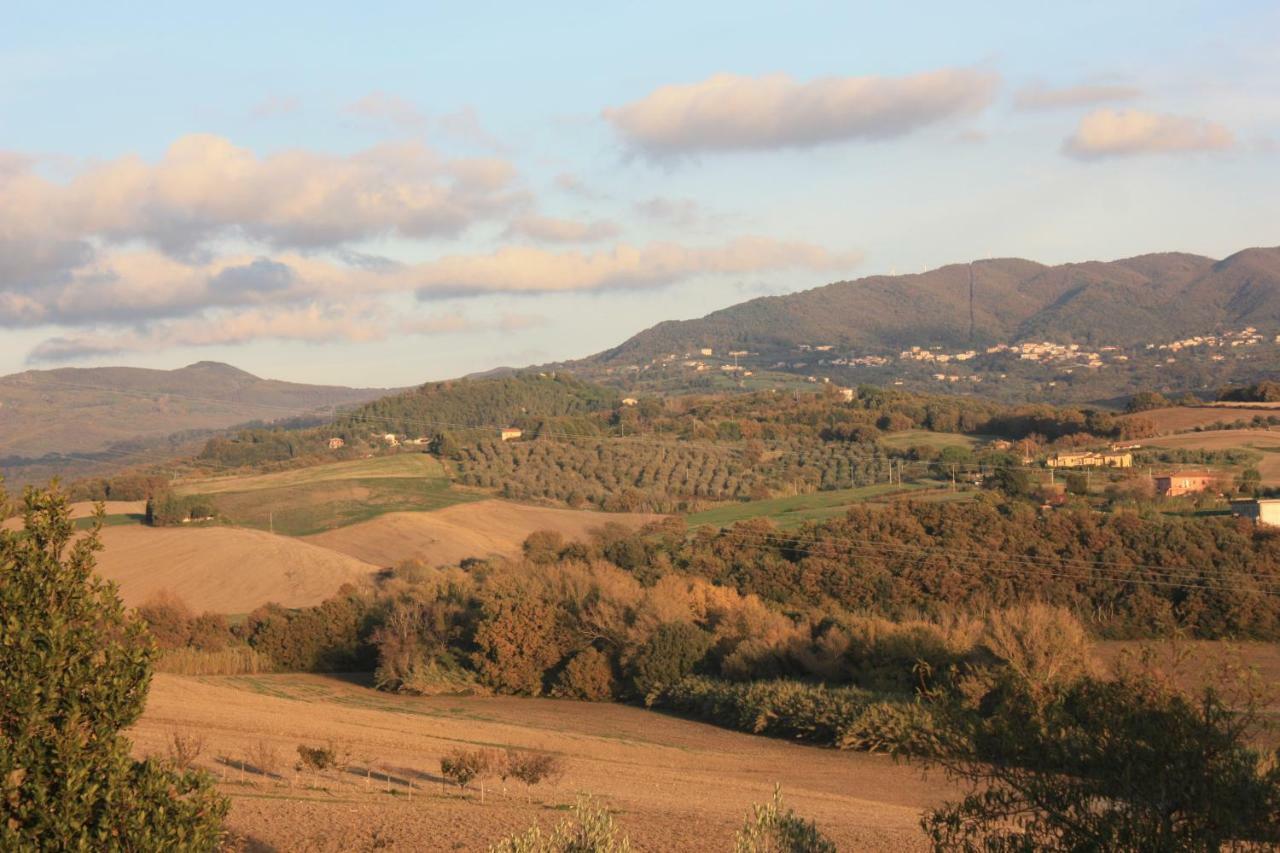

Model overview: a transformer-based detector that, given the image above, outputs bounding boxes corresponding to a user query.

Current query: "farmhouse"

[499,427,523,441]
[326,437,345,449]
[621,397,638,406]
[381,433,399,447]
[1154,472,1219,497]
[1047,451,1133,469]
[1231,499,1280,527]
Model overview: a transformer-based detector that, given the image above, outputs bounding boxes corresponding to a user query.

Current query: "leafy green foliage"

[1218,380,1280,403]
[0,484,227,849]
[735,787,836,853]
[489,794,631,853]
[628,622,711,700]
[656,677,889,746]
[909,660,1280,850]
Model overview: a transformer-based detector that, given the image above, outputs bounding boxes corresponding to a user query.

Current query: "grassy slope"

[176,454,481,536]
[685,481,972,528]
[1143,429,1280,485]
[877,430,981,451]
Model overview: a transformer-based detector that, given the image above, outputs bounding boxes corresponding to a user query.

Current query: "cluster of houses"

[1046,451,1133,469]
[326,427,525,450]
[1039,451,1248,500]
[1149,327,1269,353]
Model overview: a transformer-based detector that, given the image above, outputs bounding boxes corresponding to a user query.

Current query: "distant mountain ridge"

[0,361,394,464]
[585,247,1280,364]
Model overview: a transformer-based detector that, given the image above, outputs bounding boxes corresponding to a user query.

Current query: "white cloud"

[0,134,522,276]
[1064,109,1234,159]
[1014,82,1140,111]
[27,303,389,362]
[411,237,860,297]
[604,69,998,156]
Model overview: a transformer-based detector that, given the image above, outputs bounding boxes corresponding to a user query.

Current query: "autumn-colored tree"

[553,647,617,701]
[472,588,564,694]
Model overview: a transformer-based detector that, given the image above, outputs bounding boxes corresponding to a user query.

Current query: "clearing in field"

[92,525,379,612]
[175,454,480,536]
[130,672,950,852]
[685,482,948,528]
[304,499,661,567]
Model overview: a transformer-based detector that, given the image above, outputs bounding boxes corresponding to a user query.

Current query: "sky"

[1,1,1278,387]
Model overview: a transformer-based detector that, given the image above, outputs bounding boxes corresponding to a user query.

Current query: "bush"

[628,622,711,701]
[440,747,493,791]
[909,659,1280,850]
[489,794,631,853]
[982,604,1095,698]
[735,787,836,853]
[0,486,227,849]
[505,750,564,795]
[137,591,194,649]
[523,530,565,564]
[656,677,891,747]
[553,647,617,701]
[296,743,338,772]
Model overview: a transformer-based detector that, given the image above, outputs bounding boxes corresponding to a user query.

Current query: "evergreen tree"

[0,483,228,849]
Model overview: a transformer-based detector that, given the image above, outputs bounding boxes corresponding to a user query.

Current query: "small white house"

[327,437,345,449]
[500,427,523,441]
[1231,499,1280,527]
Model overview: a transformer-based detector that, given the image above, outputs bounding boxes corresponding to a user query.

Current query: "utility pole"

[269,511,273,536]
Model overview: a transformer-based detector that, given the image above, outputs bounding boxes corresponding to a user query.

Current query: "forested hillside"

[0,361,393,485]
[588,248,1280,362]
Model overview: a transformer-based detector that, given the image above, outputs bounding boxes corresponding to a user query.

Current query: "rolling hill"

[586,248,1280,362]
[0,361,394,483]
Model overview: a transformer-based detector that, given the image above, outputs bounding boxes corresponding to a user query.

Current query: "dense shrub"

[553,647,617,701]
[628,622,712,700]
[0,486,227,849]
[657,677,893,746]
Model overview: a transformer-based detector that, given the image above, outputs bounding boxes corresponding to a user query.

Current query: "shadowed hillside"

[587,248,1280,363]
[0,361,394,481]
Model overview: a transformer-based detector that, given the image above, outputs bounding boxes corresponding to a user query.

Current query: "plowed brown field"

[303,500,661,568]
[131,673,950,851]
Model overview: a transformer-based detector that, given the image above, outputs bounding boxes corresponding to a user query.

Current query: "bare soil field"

[304,499,662,568]
[131,673,950,851]
[1096,640,1280,697]
[93,526,379,612]
[1142,429,1280,484]
[1125,406,1279,434]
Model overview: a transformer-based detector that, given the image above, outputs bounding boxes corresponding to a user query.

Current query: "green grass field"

[685,481,963,528]
[877,430,981,451]
[72,512,145,530]
[176,454,480,536]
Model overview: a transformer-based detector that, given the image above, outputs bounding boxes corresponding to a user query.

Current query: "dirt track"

[303,500,662,568]
[94,526,380,613]
[132,673,948,851]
